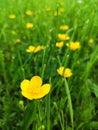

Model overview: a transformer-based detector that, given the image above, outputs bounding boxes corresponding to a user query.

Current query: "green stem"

[64,78,74,129]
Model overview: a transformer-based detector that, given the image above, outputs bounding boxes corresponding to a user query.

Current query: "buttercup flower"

[58,34,70,41]
[88,38,94,44]
[67,41,80,50]
[20,76,50,100]
[26,10,32,15]
[16,39,21,43]
[57,66,72,78]
[26,45,35,53]
[59,8,65,13]
[26,23,34,28]
[26,45,45,53]
[60,25,69,30]
[9,14,16,19]
[34,45,45,53]
[56,41,64,48]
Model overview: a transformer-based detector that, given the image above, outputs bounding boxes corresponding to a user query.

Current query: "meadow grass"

[0,0,98,130]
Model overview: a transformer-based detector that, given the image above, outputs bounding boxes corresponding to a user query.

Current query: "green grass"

[0,0,98,129]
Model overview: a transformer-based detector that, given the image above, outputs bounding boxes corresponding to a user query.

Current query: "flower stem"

[64,78,74,130]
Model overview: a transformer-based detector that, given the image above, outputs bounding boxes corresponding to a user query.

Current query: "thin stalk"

[46,93,50,130]
[64,78,74,129]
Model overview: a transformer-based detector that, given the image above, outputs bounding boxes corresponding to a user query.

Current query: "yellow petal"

[41,84,50,95]
[20,79,29,91]
[30,76,42,88]
[32,84,50,99]
[21,91,34,100]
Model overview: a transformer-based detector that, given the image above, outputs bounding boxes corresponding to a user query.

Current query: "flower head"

[67,41,80,50]
[34,45,45,53]
[57,66,72,78]
[26,45,35,53]
[20,76,50,100]
[9,14,16,19]
[60,25,69,31]
[26,10,32,15]
[58,34,70,41]
[88,38,94,44]
[16,39,21,43]
[26,23,34,28]
[56,41,64,48]
[26,45,45,53]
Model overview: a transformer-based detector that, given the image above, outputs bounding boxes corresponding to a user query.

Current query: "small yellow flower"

[88,38,94,44]
[56,41,64,48]
[16,39,20,43]
[59,8,65,13]
[60,25,69,31]
[26,10,32,15]
[58,34,70,41]
[20,76,50,100]
[26,45,45,53]
[34,45,45,53]
[67,42,80,50]
[9,14,16,19]
[26,23,34,28]
[26,45,35,53]
[57,66,72,78]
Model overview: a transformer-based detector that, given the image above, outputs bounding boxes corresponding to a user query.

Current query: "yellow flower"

[26,45,45,53]
[57,66,72,78]
[26,23,34,28]
[58,34,70,41]
[20,76,50,100]
[16,39,20,43]
[88,38,94,44]
[59,8,65,13]
[26,45,35,53]
[56,41,64,48]
[26,10,32,15]
[67,42,80,50]
[34,45,45,53]
[60,25,69,31]
[9,14,16,19]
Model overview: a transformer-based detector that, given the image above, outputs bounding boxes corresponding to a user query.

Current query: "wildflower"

[20,76,50,100]
[88,38,94,44]
[26,45,45,53]
[9,14,16,19]
[58,34,70,41]
[26,45,35,53]
[26,23,34,28]
[16,39,20,43]
[59,8,65,13]
[26,10,32,15]
[57,66,72,78]
[56,41,64,48]
[34,45,45,53]
[67,41,80,50]
[60,25,69,31]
